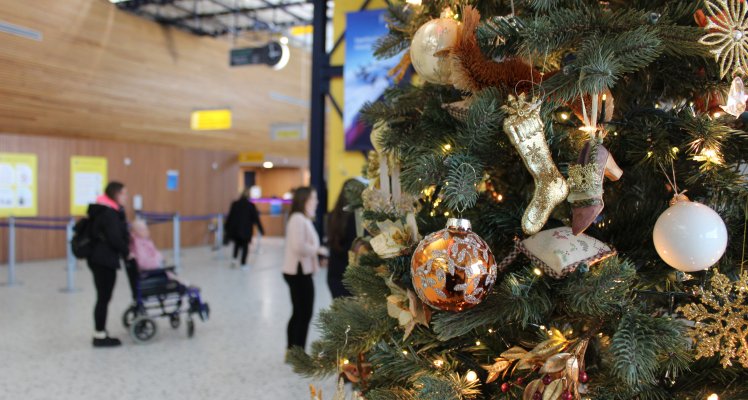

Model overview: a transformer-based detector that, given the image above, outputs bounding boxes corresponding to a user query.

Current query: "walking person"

[224,188,264,269]
[283,187,328,354]
[86,181,130,347]
[326,179,362,299]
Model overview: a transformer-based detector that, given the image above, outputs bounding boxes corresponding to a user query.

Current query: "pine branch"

[432,269,553,340]
[609,312,689,391]
[365,387,417,400]
[443,161,481,211]
[315,297,394,355]
[344,263,391,300]
[559,256,636,318]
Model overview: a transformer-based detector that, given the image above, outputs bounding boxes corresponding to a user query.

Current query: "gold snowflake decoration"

[678,271,748,368]
[699,0,748,78]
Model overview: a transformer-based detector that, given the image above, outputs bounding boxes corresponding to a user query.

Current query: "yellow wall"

[327,0,389,209]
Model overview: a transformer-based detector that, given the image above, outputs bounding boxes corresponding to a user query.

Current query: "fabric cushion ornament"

[517,227,616,279]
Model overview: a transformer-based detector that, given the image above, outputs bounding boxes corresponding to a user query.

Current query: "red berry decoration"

[516,376,524,385]
[542,374,553,385]
[532,391,542,400]
[501,382,510,393]
[561,390,573,400]
[579,371,589,383]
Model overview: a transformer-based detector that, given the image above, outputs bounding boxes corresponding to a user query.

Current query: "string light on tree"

[466,370,479,382]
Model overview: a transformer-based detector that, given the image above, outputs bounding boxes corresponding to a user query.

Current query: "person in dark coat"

[86,181,130,347]
[326,179,362,299]
[225,188,264,269]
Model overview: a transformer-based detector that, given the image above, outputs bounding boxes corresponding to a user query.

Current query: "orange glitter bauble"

[411,218,499,312]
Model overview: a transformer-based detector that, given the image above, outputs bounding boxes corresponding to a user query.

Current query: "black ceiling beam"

[258,0,306,22]
[164,0,308,23]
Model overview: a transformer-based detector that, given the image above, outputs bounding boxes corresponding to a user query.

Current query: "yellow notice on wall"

[70,156,108,216]
[191,109,232,130]
[0,153,38,217]
[238,152,265,164]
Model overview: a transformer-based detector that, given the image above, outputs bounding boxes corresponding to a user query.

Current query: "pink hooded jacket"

[129,234,164,270]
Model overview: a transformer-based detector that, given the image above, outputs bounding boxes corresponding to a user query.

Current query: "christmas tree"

[291,1,748,398]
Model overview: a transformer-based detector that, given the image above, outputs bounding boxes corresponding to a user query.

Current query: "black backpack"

[71,217,95,259]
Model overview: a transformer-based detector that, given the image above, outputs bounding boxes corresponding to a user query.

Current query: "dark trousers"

[88,264,117,332]
[233,239,249,264]
[283,264,314,349]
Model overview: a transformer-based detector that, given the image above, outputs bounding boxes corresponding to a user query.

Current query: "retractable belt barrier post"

[61,218,79,292]
[5,217,17,286]
[173,213,181,273]
[2,216,70,288]
[0,211,224,291]
[214,213,224,260]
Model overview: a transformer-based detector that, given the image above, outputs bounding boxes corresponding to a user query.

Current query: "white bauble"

[409,18,459,84]
[653,197,728,272]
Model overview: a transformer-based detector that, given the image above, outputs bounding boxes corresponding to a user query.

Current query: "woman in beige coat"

[282,187,327,351]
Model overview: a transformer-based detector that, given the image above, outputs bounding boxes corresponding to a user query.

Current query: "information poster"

[70,156,108,216]
[166,170,179,191]
[0,153,38,217]
[344,9,409,151]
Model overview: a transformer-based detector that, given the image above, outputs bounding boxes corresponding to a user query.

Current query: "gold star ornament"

[699,0,748,78]
[678,271,748,368]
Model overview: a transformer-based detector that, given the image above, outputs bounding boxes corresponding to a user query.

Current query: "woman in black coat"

[326,179,363,298]
[225,189,264,269]
[86,181,130,347]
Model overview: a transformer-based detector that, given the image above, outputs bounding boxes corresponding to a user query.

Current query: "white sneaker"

[240,264,249,270]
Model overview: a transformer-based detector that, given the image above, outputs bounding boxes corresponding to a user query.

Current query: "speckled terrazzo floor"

[0,238,338,400]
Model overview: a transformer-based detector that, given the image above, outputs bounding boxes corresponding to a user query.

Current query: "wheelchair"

[122,260,209,343]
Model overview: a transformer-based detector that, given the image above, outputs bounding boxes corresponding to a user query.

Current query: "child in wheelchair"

[122,219,209,342]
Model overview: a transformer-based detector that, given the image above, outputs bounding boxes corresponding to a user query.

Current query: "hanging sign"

[230,41,289,69]
[191,109,232,130]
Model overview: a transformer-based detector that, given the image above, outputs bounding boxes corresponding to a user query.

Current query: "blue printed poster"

[344,9,409,151]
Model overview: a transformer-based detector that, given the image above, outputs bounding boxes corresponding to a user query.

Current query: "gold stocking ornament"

[502,94,569,235]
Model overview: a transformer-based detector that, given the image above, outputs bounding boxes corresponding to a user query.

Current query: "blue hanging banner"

[344,9,411,151]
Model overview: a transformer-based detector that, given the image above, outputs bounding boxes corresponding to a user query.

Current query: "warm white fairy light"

[433,359,444,367]
[707,394,719,400]
[560,113,569,120]
[443,144,452,151]
[402,350,409,355]
[406,0,422,4]
[533,267,543,276]
[695,147,724,165]
[466,370,479,382]
[475,340,481,346]
[343,359,350,365]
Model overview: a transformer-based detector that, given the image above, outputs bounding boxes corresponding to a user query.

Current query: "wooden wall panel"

[0,0,310,158]
[0,132,239,263]
[250,167,306,198]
